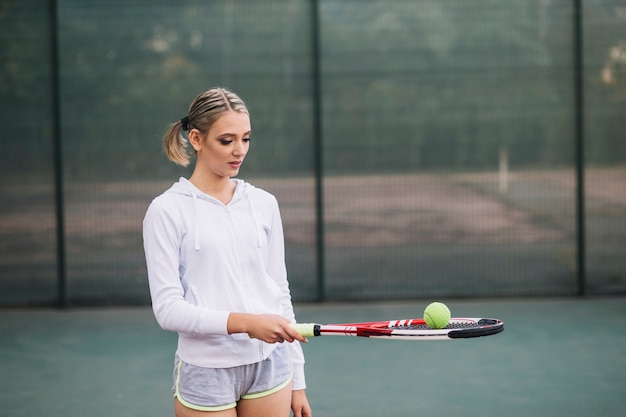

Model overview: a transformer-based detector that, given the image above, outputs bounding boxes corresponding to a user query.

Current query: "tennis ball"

[423,302,451,329]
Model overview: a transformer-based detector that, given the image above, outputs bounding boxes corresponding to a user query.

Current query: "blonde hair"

[163,87,249,166]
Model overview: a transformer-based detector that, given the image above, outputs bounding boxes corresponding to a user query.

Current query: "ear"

[188,128,203,151]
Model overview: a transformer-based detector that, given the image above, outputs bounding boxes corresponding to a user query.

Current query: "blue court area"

[1,297,625,417]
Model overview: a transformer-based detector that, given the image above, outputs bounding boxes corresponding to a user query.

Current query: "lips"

[229,161,242,169]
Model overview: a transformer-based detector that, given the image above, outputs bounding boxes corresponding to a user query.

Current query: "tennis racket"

[291,317,503,340]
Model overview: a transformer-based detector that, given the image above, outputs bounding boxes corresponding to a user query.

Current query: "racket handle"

[250,323,318,339]
[290,323,318,337]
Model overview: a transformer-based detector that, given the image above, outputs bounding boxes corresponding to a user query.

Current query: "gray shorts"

[173,344,293,411]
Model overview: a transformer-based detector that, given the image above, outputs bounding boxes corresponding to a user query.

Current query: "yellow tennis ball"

[424,302,451,329]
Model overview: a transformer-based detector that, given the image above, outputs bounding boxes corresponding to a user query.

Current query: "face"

[189,111,251,180]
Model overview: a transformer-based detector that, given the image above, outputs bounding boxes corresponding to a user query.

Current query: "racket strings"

[389,321,476,330]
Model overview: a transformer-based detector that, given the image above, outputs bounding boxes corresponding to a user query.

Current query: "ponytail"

[162,120,191,167]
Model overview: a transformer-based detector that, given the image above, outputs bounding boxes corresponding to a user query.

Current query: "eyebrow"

[218,130,251,138]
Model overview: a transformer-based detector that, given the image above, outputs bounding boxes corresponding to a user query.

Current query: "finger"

[286,325,307,343]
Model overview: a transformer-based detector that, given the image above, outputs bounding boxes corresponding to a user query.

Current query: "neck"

[189,172,236,204]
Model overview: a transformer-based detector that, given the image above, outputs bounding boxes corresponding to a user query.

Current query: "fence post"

[573,0,586,296]
[311,0,325,302]
[49,0,67,307]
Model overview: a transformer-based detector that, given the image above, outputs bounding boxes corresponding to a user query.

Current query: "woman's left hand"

[291,389,312,417]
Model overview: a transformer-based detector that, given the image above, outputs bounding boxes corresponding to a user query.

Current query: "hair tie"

[180,116,190,131]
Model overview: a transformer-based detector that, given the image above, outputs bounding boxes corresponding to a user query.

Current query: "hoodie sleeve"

[264,196,307,390]
[143,198,230,336]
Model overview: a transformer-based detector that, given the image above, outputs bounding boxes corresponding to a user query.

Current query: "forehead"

[210,111,251,135]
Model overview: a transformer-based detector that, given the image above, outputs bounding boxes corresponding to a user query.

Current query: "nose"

[233,140,247,157]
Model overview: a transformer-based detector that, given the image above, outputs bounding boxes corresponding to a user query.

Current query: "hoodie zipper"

[224,206,247,282]
[225,205,264,360]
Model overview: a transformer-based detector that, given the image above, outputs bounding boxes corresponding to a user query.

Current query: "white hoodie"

[143,177,305,389]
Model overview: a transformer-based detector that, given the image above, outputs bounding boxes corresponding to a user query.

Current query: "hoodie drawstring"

[192,191,200,251]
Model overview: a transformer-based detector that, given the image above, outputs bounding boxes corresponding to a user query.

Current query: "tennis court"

[2,296,624,417]
[2,2,625,416]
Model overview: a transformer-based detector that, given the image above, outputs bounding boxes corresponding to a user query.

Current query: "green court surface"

[1,297,625,417]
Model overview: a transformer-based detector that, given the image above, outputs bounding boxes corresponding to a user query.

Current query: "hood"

[167,177,253,202]
[167,177,263,251]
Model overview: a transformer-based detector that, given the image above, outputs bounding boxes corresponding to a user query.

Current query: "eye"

[243,137,251,143]
[219,139,233,145]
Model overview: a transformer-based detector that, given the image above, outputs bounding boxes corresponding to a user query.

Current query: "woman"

[143,87,312,417]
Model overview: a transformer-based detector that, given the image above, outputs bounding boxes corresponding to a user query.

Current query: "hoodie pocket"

[185,285,202,307]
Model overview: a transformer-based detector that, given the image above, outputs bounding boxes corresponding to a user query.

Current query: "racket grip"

[290,323,317,337]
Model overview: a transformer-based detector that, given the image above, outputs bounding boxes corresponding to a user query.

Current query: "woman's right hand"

[227,312,307,344]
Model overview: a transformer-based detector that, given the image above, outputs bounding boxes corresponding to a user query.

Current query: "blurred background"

[1,0,625,307]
